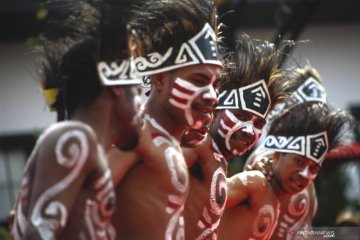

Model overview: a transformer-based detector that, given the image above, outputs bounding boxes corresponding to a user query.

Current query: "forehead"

[228,109,266,121]
[175,64,222,79]
[281,153,319,166]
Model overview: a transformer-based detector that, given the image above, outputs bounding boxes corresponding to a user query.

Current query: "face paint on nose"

[298,166,317,180]
[217,110,261,155]
[169,77,217,129]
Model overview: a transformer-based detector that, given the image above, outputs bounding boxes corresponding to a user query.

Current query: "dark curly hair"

[220,34,297,110]
[128,0,218,57]
[37,0,133,120]
[268,102,356,151]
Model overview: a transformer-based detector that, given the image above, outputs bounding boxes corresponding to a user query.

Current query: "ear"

[151,72,169,91]
[272,152,281,164]
[109,86,124,98]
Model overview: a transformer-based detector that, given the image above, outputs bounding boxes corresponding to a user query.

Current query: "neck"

[72,98,113,151]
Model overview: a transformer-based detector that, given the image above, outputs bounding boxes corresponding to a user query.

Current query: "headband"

[292,77,327,104]
[266,77,327,124]
[216,79,271,118]
[97,58,142,86]
[263,131,329,165]
[134,23,222,76]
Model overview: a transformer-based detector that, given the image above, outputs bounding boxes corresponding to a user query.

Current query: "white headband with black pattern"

[292,76,327,104]
[97,58,142,86]
[216,79,271,119]
[134,23,223,76]
[263,131,329,165]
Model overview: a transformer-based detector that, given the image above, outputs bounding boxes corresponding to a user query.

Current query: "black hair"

[220,34,297,109]
[37,0,133,120]
[266,66,325,124]
[128,0,218,57]
[268,102,356,151]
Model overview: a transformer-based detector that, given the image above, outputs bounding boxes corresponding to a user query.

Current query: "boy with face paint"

[11,1,143,239]
[218,102,354,240]
[244,67,329,239]
[110,0,223,239]
[181,35,296,240]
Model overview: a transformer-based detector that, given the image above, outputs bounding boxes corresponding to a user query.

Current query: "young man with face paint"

[218,102,354,240]
[110,0,223,239]
[10,1,143,239]
[244,67,329,239]
[181,35,296,240]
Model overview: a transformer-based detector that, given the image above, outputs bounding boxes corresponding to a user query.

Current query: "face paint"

[217,110,261,156]
[169,77,217,129]
[298,166,317,180]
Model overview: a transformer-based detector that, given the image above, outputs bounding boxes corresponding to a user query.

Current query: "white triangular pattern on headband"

[134,23,222,77]
[97,58,141,86]
[217,80,271,118]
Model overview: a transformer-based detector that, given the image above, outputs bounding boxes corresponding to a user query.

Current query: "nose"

[243,122,255,134]
[298,166,311,179]
[202,86,217,106]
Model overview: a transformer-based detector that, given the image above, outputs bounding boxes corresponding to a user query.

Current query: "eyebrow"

[192,72,219,81]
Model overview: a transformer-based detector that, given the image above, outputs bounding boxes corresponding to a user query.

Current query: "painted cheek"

[170,78,219,129]
[298,167,317,180]
[202,85,217,102]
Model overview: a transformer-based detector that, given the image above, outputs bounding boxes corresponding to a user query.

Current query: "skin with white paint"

[111,63,221,239]
[182,135,228,240]
[12,123,115,240]
[218,170,280,240]
[244,149,320,240]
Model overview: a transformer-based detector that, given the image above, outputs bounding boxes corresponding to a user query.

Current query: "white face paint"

[217,110,262,156]
[298,166,317,180]
[169,77,217,129]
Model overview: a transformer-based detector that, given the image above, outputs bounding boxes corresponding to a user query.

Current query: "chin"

[117,137,139,151]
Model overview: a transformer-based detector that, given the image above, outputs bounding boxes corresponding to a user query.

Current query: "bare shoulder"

[35,121,99,169]
[236,170,268,190]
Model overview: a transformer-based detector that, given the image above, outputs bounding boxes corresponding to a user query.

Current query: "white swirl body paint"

[196,167,227,240]
[31,130,89,240]
[252,204,278,240]
[276,189,310,239]
[145,114,188,240]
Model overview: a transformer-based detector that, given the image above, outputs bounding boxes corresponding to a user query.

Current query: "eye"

[190,79,205,86]
[294,158,305,165]
[234,112,250,121]
[213,79,221,90]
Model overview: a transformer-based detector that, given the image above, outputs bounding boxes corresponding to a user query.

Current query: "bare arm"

[182,147,199,168]
[108,146,139,186]
[226,170,267,208]
[23,128,97,239]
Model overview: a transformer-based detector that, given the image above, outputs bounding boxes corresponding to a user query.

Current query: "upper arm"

[182,147,199,167]
[25,128,96,239]
[226,170,267,208]
[108,146,139,185]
